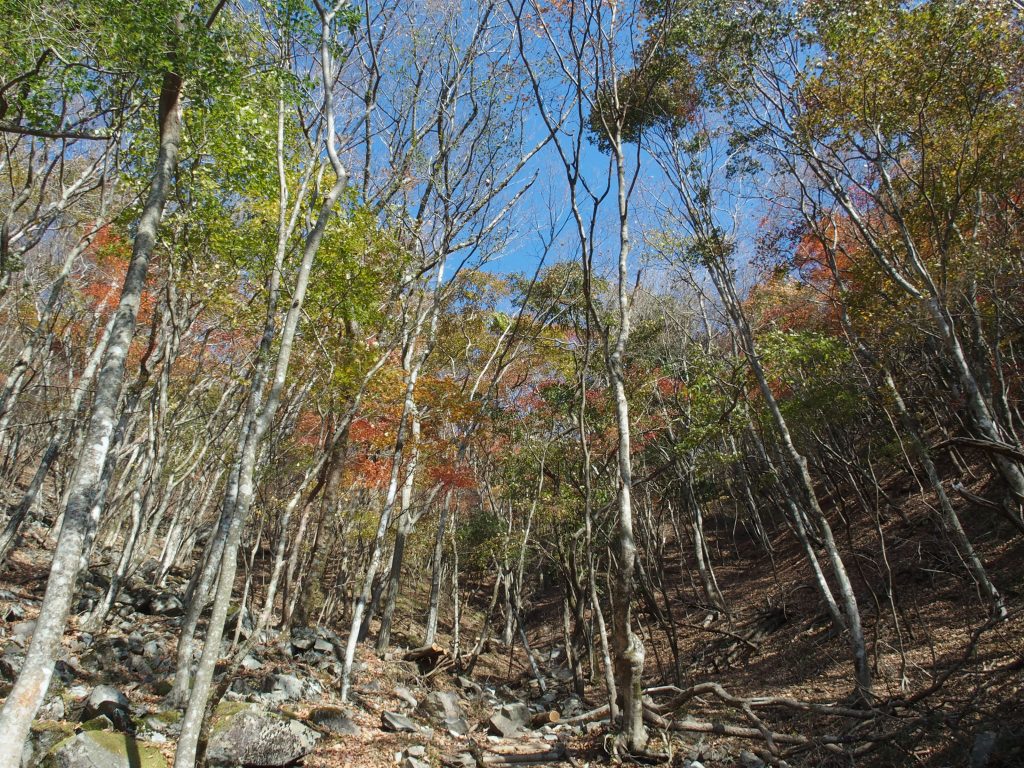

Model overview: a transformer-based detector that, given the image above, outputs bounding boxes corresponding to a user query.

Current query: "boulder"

[498,702,530,728]
[43,731,166,768]
[487,714,521,739]
[381,711,418,733]
[443,717,471,737]
[260,673,305,702]
[146,594,183,617]
[307,706,361,736]
[488,702,530,737]
[289,628,316,652]
[82,686,132,733]
[206,705,320,767]
[24,721,76,768]
[313,638,335,655]
[415,691,463,724]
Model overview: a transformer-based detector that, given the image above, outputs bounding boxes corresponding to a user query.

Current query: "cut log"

[404,644,448,669]
[530,710,560,728]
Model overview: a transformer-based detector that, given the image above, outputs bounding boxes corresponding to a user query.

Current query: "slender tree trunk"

[0,67,184,760]
[424,492,451,646]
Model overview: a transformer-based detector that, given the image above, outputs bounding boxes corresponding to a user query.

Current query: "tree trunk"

[0,67,184,761]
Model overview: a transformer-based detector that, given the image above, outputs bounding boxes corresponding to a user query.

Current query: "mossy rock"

[146,709,182,725]
[31,721,76,737]
[25,721,76,768]
[43,731,166,768]
[80,715,114,732]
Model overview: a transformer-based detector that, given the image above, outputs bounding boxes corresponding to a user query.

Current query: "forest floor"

[1,456,1023,768]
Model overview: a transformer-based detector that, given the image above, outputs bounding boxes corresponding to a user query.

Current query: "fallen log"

[404,643,448,670]
[530,710,560,727]
[442,742,570,766]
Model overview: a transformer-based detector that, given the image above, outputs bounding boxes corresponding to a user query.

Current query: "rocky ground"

[1,550,773,768]
[3,466,1024,768]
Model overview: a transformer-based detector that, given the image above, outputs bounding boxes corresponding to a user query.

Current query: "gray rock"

[308,706,361,736]
[381,711,418,733]
[394,685,418,709]
[82,686,132,733]
[487,713,521,739]
[498,702,530,728]
[313,638,335,654]
[290,628,316,652]
[13,621,36,643]
[37,696,66,721]
[402,758,429,768]
[739,750,765,768]
[206,707,319,767]
[443,716,470,737]
[147,594,183,617]
[560,696,582,717]
[260,673,305,702]
[25,722,76,768]
[416,691,463,724]
[240,655,263,671]
[42,731,166,768]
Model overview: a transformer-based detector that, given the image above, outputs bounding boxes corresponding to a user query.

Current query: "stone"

[240,655,263,671]
[394,685,418,709]
[739,750,765,768]
[290,628,316,652]
[147,594,184,617]
[487,714,521,739]
[560,696,582,717]
[416,691,463,724]
[143,710,182,737]
[308,706,361,736]
[497,702,530,728]
[260,673,305,702]
[381,711,418,733]
[206,706,320,767]
[25,721,76,768]
[404,745,427,758]
[80,716,115,732]
[402,758,429,768]
[43,731,166,768]
[82,686,132,733]
[443,717,471,737]
[13,620,36,643]
[37,696,66,721]
[313,638,335,654]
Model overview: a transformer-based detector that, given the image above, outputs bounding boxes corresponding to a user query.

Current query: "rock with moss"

[207,705,319,767]
[23,721,76,768]
[42,731,166,768]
